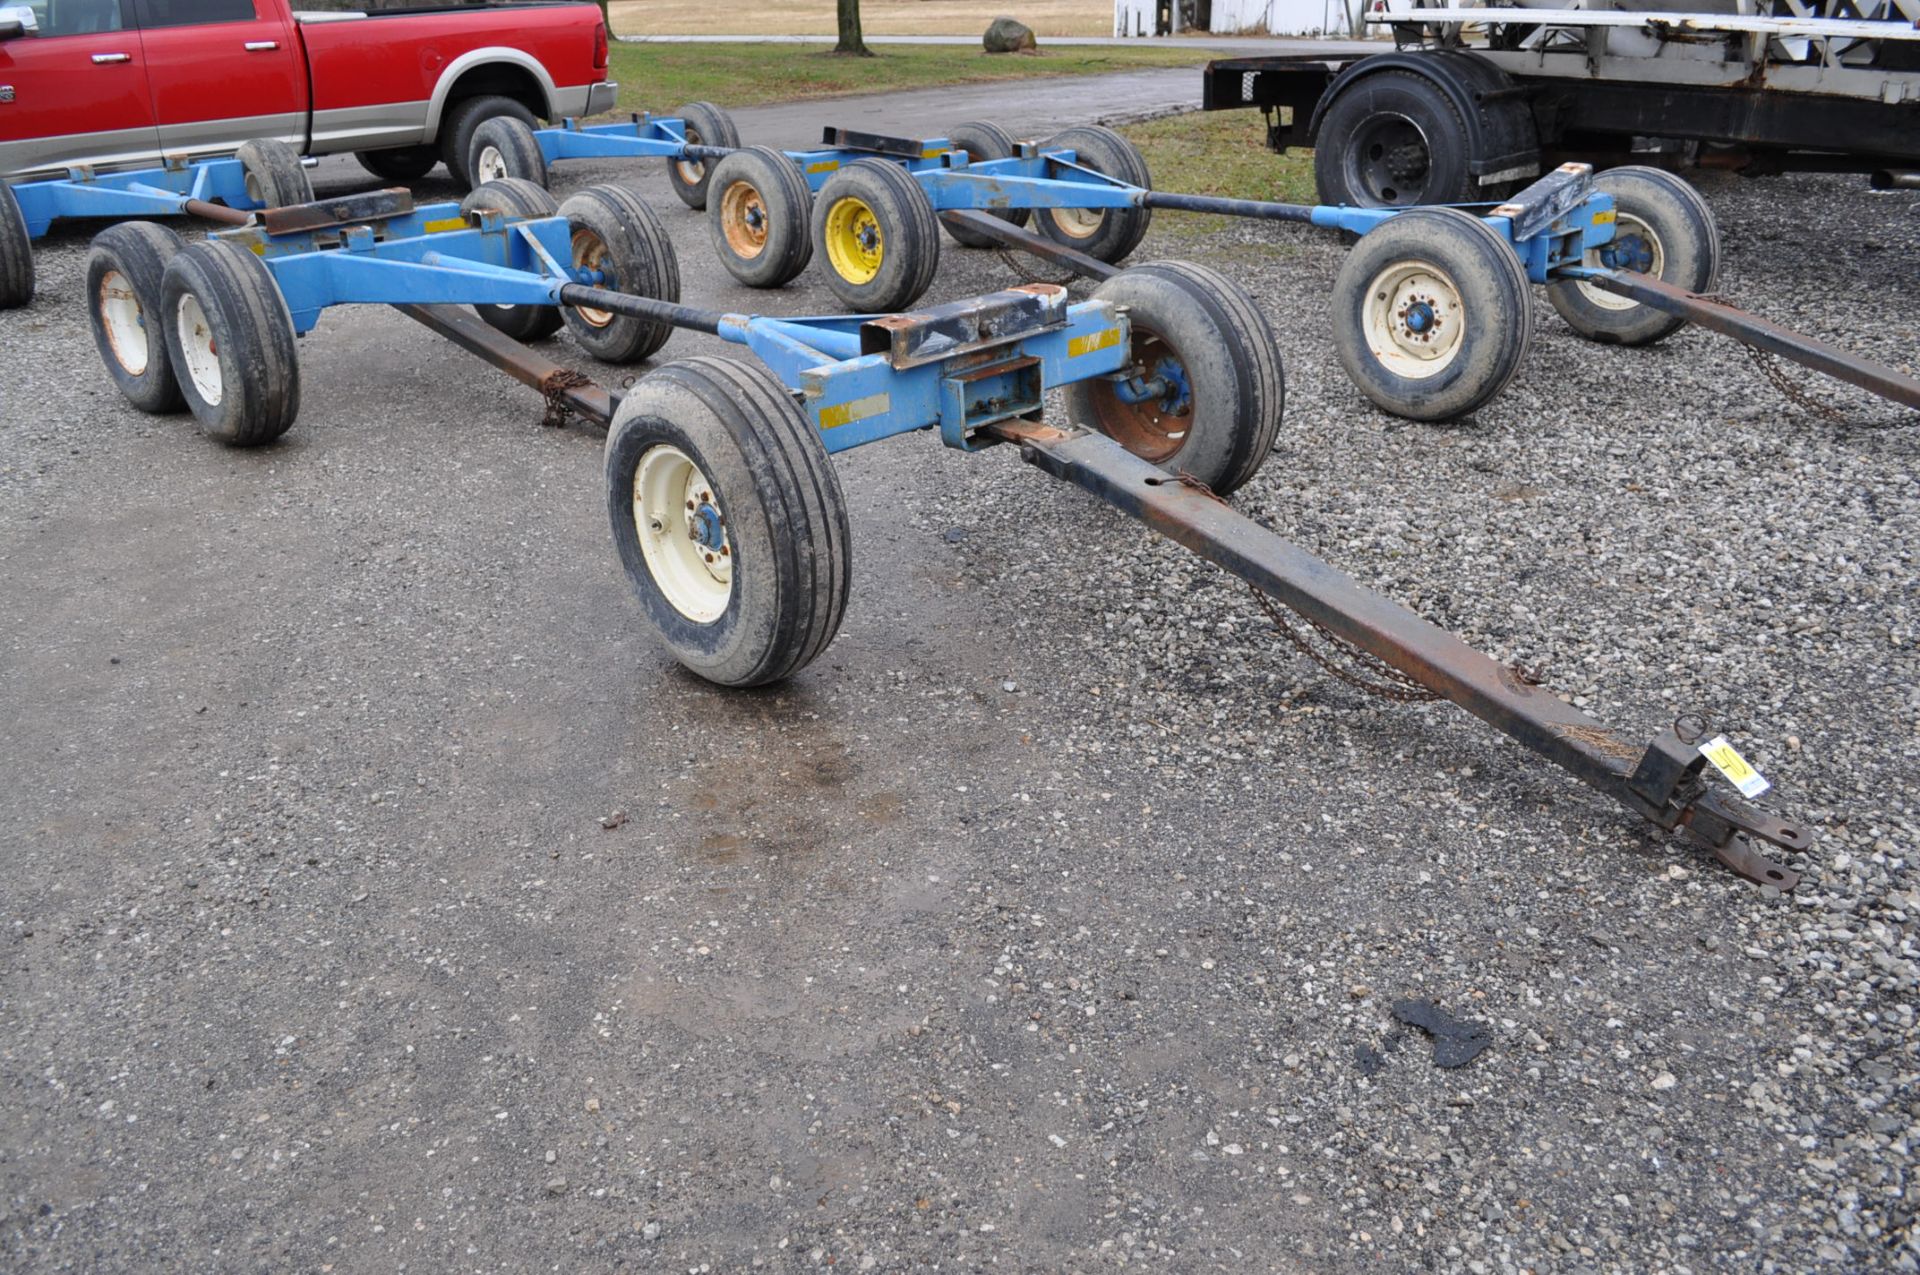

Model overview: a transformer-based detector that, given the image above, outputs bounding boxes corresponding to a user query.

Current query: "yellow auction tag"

[1700,735,1770,798]
[1069,327,1122,358]
[807,160,840,175]
[1593,208,1617,226]
[819,392,888,430]
[422,217,468,234]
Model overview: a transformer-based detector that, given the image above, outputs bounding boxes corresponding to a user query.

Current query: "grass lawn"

[1118,109,1316,236]
[609,0,1116,38]
[605,42,1211,114]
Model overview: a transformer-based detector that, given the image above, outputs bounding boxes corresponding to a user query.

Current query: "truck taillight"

[594,22,608,69]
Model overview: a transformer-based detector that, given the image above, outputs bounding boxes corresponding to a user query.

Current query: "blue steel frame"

[10,156,263,239]
[213,201,1135,455]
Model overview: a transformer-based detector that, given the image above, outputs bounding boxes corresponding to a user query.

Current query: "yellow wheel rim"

[719,179,769,260]
[823,195,883,286]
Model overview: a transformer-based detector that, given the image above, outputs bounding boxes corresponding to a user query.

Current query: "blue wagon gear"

[84,180,1814,892]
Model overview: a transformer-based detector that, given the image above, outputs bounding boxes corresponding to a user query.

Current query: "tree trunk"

[834,0,872,56]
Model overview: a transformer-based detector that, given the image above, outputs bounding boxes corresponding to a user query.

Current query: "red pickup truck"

[0,0,614,188]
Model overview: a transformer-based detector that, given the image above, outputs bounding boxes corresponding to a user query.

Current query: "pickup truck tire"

[1330,206,1531,422]
[812,159,941,313]
[441,95,539,191]
[707,146,812,289]
[941,121,1033,248]
[356,146,440,183]
[0,182,31,311]
[460,178,565,342]
[666,102,743,210]
[87,222,186,415]
[160,241,301,447]
[236,138,313,211]
[1547,166,1720,347]
[1065,261,1286,498]
[1035,126,1152,265]
[1313,70,1474,208]
[469,117,548,188]
[605,356,852,687]
[559,183,682,364]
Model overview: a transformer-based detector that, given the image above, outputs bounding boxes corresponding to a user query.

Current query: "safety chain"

[995,244,1082,289]
[538,369,597,429]
[1742,342,1852,425]
[1171,474,1443,703]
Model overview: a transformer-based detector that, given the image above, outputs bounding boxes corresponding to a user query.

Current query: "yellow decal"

[819,392,889,430]
[807,159,841,175]
[1069,327,1122,358]
[922,146,950,159]
[1699,735,1770,799]
[1592,208,1617,226]
[422,216,469,234]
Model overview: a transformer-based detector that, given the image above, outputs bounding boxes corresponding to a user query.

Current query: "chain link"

[538,369,597,429]
[994,243,1082,289]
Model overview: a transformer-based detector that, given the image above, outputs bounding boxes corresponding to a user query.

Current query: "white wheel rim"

[243,170,262,205]
[1048,204,1105,240]
[1578,212,1664,312]
[176,293,223,406]
[1361,259,1466,380]
[634,445,732,623]
[98,269,149,376]
[477,144,507,185]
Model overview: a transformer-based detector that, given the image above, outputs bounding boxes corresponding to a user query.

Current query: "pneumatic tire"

[441,95,538,191]
[355,146,440,183]
[1330,206,1532,422]
[160,242,301,447]
[1546,165,1720,347]
[0,181,32,310]
[460,178,564,342]
[605,356,852,687]
[236,138,312,210]
[559,182,682,364]
[666,102,742,210]
[468,116,549,189]
[707,146,813,289]
[87,221,186,414]
[811,159,940,313]
[942,120,1031,248]
[1066,261,1286,497]
[1035,125,1151,265]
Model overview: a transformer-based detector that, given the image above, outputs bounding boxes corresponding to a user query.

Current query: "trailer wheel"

[666,102,742,210]
[355,146,439,183]
[441,95,538,191]
[605,356,852,687]
[941,121,1032,248]
[1035,125,1152,265]
[0,181,32,311]
[159,242,300,447]
[707,146,813,289]
[558,183,681,364]
[460,178,565,343]
[1066,261,1285,497]
[469,116,548,189]
[1547,166,1721,347]
[235,138,312,210]
[87,222,186,414]
[1330,207,1532,422]
[812,159,940,313]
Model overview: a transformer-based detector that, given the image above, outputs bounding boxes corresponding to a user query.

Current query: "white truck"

[1201,0,1920,205]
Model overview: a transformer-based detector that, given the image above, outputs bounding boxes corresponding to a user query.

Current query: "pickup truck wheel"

[160,242,301,447]
[469,116,548,189]
[605,356,852,687]
[236,138,313,210]
[460,178,565,342]
[1035,126,1151,265]
[1066,261,1286,497]
[812,159,940,313]
[87,222,186,414]
[560,183,682,364]
[441,95,538,191]
[941,121,1032,248]
[0,182,32,310]
[666,102,742,210]
[1547,166,1721,347]
[356,146,439,183]
[1313,70,1473,208]
[1330,206,1531,422]
[707,147,812,289]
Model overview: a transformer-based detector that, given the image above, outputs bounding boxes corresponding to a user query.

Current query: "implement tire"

[356,146,439,183]
[460,178,565,342]
[605,356,852,687]
[707,146,813,289]
[666,102,742,210]
[469,116,549,189]
[1547,165,1720,347]
[559,182,682,364]
[236,138,313,210]
[0,181,33,310]
[1035,125,1151,265]
[441,95,538,191]
[942,120,1032,248]
[160,241,301,447]
[1066,260,1286,497]
[811,159,940,313]
[87,221,186,414]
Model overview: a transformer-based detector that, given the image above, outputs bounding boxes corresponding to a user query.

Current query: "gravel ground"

[1,135,1916,1274]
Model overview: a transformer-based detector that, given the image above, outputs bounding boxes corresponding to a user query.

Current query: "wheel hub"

[635,445,732,623]
[1577,213,1665,313]
[1361,258,1466,380]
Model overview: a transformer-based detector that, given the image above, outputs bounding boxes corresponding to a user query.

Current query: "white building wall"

[1115,0,1353,36]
